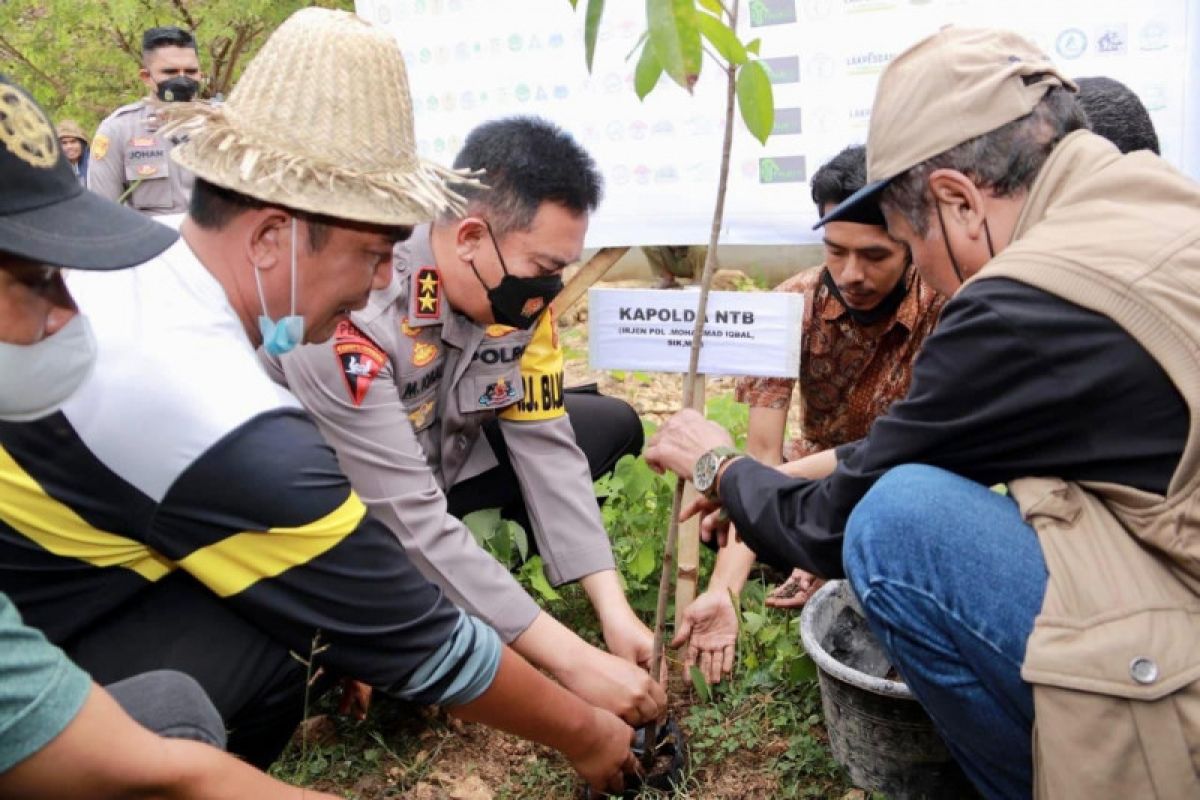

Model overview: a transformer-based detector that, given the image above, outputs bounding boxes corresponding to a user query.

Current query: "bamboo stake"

[674,375,706,629]
[550,246,630,316]
[645,0,740,763]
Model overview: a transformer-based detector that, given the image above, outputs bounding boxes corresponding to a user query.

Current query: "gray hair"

[881,87,1087,236]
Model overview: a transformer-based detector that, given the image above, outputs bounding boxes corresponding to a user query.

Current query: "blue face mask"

[254,218,306,356]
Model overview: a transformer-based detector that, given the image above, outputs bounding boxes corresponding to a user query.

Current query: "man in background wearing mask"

[264,116,667,726]
[87,25,200,215]
[0,13,639,795]
[0,71,341,800]
[673,145,945,686]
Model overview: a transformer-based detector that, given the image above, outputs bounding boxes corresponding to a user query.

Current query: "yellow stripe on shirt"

[0,446,174,582]
[177,492,367,598]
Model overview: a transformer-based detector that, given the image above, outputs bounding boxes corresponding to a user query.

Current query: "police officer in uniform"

[87,26,200,216]
[265,117,668,726]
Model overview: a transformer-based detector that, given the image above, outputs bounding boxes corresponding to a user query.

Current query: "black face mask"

[821,265,911,326]
[156,76,199,103]
[470,222,563,329]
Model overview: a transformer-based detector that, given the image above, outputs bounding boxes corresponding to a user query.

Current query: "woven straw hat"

[56,119,88,144]
[167,8,467,226]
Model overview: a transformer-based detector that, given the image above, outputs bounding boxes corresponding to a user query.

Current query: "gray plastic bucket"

[799,580,978,799]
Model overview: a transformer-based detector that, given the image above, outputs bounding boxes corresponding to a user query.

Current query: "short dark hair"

[1076,76,1160,155]
[446,116,603,236]
[142,26,197,59]
[189,178,411,251]
[811,145,868,211]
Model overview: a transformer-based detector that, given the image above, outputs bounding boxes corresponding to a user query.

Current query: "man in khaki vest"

[644,26,1199,799]
[87,26,199,215]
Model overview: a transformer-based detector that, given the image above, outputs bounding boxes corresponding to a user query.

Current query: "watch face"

[694,450,717,493]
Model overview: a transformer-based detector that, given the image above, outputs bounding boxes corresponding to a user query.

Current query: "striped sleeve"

[149,409,467,695]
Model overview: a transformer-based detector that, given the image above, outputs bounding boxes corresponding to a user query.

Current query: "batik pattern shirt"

[735,265,945,460]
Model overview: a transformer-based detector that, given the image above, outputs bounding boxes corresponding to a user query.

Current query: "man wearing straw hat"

[0,9,639,793]
[263,115,668,727]
[645,26,1200,798]
[0,70,343,800]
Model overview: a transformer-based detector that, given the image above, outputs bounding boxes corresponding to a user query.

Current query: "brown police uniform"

[261,227,626,642]
[88,99,194,215]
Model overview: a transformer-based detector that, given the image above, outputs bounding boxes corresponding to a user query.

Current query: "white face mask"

[0,313,98,422]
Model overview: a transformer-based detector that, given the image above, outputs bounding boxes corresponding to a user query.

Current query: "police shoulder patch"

[501,309,565,422]
[333,320,387,407]
[91,133,109,160]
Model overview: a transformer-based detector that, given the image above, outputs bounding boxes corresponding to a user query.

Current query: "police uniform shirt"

[88,99,194,216]
[0,237,484,698]
[262,226,616,643]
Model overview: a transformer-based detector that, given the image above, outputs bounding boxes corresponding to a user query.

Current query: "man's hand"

[644,408,735,480]
[671,589,738,685]
[557,647,667,726]
[336,678,372,721]
[564,707,640,796]
[766,568,825,609]
[602,611,656,671]
[680,495,737,548]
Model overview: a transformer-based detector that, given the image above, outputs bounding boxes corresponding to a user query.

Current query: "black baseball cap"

[0,74,177,270]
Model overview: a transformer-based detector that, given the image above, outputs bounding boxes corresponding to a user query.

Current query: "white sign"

[358,0,1200,247]
[588,288,802,377]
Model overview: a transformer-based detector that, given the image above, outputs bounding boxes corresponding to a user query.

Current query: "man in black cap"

[0,73,341,800]
[88,25,201,215]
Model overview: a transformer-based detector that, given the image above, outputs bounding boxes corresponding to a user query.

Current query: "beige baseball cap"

[816,26,1076,228]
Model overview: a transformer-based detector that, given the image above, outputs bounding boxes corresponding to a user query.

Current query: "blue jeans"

[843,464,1048,800]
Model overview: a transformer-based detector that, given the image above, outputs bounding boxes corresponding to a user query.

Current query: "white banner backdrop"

[356,0,1200,247]
[588,288,803,377]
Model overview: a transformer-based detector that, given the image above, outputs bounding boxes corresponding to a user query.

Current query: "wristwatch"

[693,446,741,501]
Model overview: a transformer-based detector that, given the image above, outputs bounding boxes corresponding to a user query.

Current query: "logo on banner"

[1055,28,1087,59]
[749,0,798,26]
[759,156,808,184]
[1094,24,1127,56]
[845,50,895,75]
[1139,21,1169,51]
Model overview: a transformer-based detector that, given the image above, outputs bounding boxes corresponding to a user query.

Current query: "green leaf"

[584,0,606,73]
[736,60,774,145]
[696,11,746,65]
[789,654,818,683]
[745,37,762,55]
[508,520,530,562]
[698,0,724,14]
[630,538,658,580]
[647,0,702,92]
[491,522,513,564]
[568,0,579,7]
[742,610,766,635]
[520,556,562,601]
[462,508,501,546]
[689,665,714,703]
